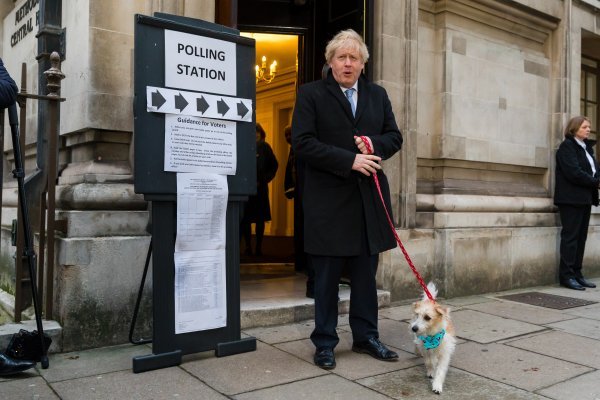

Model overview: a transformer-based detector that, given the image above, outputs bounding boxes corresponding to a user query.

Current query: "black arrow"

[196,96,209,114]
[237,101,249,118]
[175,93,188,112]
[151,90,166,109]
[217,98,230,116]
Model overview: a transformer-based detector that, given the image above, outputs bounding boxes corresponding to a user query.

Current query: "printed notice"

[174,172,228,333]
[175,172,227,252]
[174,250,227,333]
[165,114,237,175]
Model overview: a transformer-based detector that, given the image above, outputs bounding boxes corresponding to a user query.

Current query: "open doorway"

[217,0,372,297]
[238,32,299,278]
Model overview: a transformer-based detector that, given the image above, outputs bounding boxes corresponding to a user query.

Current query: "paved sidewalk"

[1,280,599,399]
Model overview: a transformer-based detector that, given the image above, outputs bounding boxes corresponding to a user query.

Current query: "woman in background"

[241,123,278,256]
[554,116,599,291]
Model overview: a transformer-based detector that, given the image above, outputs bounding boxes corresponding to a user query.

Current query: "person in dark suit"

[0,58,37,376]
[241,123,278,256]
[291,29,403,369]
[554,115,599,290]
[0,58,18,108]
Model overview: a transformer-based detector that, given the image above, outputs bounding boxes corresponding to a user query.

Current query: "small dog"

[410,282,456,394]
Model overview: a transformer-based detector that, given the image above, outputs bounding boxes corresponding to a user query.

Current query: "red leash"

[359,136,435,301]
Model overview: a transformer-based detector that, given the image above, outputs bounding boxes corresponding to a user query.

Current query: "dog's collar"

[418,329,446,350]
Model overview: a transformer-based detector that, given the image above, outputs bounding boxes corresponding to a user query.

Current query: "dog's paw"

[428,374,433,379]
[433,389,441,395]
[432,383,443,394]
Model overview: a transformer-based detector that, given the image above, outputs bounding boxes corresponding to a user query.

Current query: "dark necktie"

[344,88,356,116]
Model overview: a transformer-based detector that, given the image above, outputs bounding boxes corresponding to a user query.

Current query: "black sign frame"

[132,13,257,373]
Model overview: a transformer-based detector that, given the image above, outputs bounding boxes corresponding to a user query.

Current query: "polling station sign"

[165,29,236,96]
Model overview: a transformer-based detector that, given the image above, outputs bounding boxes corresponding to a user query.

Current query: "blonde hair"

[324,29,369,64]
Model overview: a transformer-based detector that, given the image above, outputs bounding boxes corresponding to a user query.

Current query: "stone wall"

[377,0,600,302]
[0,0,216,351]
[53,0,215,351]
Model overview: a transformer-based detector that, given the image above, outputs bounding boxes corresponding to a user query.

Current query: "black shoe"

[314,348,335,369]
[0,353,36,376]
[352,337,398,361]
[575,277,596,288]
[561,278,585,291]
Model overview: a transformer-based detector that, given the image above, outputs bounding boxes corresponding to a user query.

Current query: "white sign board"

[165,29,236,96]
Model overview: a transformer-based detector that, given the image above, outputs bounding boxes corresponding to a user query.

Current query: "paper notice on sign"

[174,250,227,333]
[165,114,237,175]
[176,172,227,252]
[174,172,228,333]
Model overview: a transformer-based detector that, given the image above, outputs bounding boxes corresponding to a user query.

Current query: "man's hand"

[354,135,373,155]
[352,153,381,176]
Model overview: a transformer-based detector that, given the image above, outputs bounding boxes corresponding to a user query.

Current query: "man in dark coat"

[0,58,37,377]
[554,116,599,290]
[291,29,403,369]
[0,58,18,108]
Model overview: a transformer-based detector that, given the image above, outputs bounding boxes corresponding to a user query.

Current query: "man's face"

[329,46,364,88]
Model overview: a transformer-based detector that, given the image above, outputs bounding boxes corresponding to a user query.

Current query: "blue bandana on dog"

[418,329,446,350]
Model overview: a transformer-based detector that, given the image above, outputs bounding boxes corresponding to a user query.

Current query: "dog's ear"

[434,304,449,317]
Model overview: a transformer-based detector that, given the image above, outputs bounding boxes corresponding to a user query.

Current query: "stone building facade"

[0,0,599,350]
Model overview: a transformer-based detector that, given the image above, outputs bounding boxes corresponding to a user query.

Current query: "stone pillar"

[372,0,419,229]
[371,0,420,300]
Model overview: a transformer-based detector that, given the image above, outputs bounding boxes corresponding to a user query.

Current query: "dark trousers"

[558,204,591,282]
[309,252,379,350]
[241,219,265,254]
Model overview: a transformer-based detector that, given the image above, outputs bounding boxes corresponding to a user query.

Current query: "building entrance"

[218,0,372,293]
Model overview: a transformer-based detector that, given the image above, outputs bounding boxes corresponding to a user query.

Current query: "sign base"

[132,350,182,373]
[216,336,256,357]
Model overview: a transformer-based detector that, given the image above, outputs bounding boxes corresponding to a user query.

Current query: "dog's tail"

[423,282,438,301]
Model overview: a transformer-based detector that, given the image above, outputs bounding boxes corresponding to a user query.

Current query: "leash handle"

[359,136,435,302]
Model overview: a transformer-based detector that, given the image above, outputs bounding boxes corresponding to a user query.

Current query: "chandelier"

[255,56,277,84]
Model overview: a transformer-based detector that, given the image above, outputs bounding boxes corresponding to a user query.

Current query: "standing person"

[554,116,599,291]
[0,58,37,376]
[291,29,403,369]
[241,123,278,256]
[0,58,18,108]
[283,125,296,200]
[284,125,314,297]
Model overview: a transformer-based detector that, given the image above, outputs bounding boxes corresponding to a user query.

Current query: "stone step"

[0,320,62,355]
[0,290,390,354]
[240,288,390,329]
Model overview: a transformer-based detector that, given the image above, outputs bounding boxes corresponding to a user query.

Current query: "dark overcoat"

[554,136,600,207]
[291,71,403,256]
[0,58,18,109]
[244,140,278,222]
